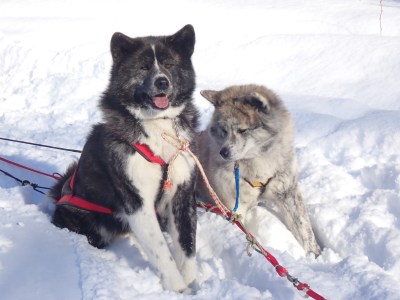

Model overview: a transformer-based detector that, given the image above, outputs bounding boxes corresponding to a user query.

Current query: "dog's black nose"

[220,147,230,159]
[154,77,169,90]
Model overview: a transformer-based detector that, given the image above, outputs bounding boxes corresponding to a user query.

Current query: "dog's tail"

[48,161,78,201]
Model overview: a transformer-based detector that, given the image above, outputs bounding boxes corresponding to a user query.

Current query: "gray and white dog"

[196,84,321,256]
[49,25,199,293]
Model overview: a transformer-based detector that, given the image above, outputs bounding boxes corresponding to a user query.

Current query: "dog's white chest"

[126,119,195,204]
[126,153,163,204]
[140,119,185,158]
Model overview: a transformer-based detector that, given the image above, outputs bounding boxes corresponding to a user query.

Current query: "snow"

[1,0,400,299]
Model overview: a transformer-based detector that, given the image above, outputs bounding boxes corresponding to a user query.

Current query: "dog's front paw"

[187,278,199,292]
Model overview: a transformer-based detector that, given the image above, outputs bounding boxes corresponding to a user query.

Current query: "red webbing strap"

[233,219,287,274]
[108,126,165,166]
[133,143,165,165]
[0,156,62,180]
[56,195,114,214]
[55,164,113,214]
[306,289,327,300]
[69,163,78,190]
[54,166,77,205]
[196,203,326,300]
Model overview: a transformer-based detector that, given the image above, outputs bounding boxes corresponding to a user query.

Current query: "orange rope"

[161,131,230,219]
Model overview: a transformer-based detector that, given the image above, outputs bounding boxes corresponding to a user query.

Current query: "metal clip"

[286,274,300,288]
[298,289,310,299]
[172,118,181,141]
[21,180,31,186]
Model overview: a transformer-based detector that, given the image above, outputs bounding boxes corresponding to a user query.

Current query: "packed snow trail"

[1,0,400,299]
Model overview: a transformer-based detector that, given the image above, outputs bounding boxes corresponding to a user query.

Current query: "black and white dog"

[49,25,199,294]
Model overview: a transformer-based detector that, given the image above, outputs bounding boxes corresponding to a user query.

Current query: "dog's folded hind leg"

[126,203,188,292]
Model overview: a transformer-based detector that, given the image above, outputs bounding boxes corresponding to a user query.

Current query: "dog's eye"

[141,66,149,71]
[210,127,227,138]
[165,64,172,69]
[238,129,247,134]
[210,127,221,135]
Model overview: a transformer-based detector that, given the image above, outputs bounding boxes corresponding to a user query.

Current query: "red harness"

[130,143,165,166]
[55,142,165,213]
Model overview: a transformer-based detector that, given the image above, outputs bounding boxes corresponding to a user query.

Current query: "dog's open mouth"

[152,93,169,109]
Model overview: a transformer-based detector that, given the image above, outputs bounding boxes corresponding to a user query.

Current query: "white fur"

[123,151,190,292]
[152,44,161,72]
[127,105,185,121]
[123,206,187,291]
[124,118,196,292]
[99,226,116,245]
[126,152,163,204]
[139,118,196,184]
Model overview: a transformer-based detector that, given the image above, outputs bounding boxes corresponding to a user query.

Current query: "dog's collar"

[245,178,272,188]
[235,161,272,195]
[244,177,271,197]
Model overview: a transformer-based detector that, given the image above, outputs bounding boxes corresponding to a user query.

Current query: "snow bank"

[1,0,400,299]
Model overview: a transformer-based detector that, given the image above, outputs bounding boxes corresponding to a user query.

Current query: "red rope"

[0,156,62,180]
[197,203,327,300]
[306,289,327,300]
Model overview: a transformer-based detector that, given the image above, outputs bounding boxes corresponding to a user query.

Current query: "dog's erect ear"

[200,90,219,105]
[243,91,270,113]
[110,32,142,63]
[167,25,195,57]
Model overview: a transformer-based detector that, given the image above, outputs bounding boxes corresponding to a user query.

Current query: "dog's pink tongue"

[153,96,169,108]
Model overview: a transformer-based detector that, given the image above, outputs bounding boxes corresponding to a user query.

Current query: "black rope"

[0,137,82,153]
[0,137,71,194]
[0,168,50,195]
[0,168,23,184]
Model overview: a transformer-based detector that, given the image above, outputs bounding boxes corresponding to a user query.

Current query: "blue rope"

[227,162,240,221]
[233,163,240,212]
